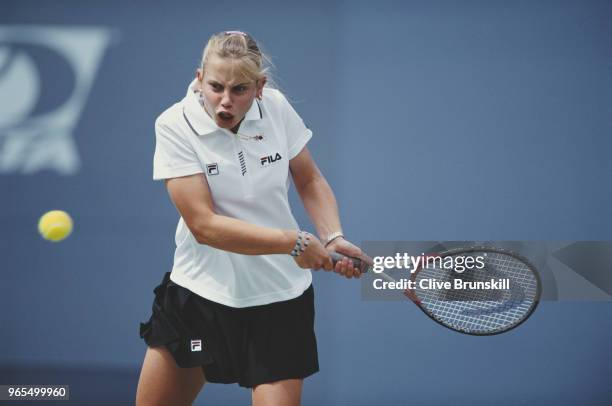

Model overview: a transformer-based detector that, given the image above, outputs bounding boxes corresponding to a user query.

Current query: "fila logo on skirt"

[190,339,203,352]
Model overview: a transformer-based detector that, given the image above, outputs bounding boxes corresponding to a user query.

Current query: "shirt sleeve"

[279,93,313,159]
[153,120,203,180]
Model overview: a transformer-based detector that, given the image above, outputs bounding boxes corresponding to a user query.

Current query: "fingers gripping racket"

[330,247,541,336]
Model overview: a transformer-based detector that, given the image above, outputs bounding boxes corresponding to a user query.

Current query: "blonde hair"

[200,31,275,87]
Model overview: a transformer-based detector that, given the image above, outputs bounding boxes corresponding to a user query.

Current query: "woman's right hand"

[292,232,334,271]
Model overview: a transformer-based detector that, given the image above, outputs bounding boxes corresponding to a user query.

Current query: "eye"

[234,85,247,93]
[210,83,222,92]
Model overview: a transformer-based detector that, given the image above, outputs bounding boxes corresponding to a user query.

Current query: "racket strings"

[413,251,539,334]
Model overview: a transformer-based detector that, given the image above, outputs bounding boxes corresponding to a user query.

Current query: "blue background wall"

[1,0,611,404]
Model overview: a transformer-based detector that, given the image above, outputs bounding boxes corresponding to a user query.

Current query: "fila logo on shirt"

[190,339,202,352]
[206,163,219,175]
[260,153,282,166]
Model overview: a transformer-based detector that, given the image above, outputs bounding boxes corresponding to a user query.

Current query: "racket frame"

[375,246,543,336]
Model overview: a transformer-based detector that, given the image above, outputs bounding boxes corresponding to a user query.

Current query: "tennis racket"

[330,247,541,335]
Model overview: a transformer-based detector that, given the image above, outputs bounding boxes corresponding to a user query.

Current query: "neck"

[230,118,244,134]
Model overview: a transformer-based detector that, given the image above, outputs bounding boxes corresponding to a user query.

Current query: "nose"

[220,89,232,108]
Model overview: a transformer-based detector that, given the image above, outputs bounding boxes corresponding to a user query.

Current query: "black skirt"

[139,272,319,388]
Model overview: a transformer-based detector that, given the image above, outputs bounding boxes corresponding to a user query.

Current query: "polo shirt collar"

[182,79,262,136]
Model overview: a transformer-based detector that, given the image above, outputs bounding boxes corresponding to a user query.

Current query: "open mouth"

[217,111,234,122]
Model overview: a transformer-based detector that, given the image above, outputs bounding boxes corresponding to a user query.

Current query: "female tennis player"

[136,31,370,406]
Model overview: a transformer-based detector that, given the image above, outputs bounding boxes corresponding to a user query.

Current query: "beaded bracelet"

[290,230,311,257]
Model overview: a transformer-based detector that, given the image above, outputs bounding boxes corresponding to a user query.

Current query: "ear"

[195,68,204,82]
[257,76,267,99]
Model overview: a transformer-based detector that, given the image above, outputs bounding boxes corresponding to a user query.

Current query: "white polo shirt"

[153,80,313,308]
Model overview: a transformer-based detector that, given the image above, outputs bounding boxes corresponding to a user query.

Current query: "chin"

[216,120,233,129]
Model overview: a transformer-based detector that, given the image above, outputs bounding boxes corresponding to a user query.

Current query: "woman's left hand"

[326,238,372,279]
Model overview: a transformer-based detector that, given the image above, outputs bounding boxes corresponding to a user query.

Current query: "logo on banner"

[0,25,116,175]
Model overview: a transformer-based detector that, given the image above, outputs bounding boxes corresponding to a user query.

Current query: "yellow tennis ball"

[38,210,73,242]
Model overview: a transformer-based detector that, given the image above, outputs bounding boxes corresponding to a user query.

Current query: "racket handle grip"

[329,251,370,273]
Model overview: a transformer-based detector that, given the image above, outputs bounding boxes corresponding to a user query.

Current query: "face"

[197,56,266,132]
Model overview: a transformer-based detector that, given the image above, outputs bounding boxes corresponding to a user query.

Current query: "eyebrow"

[207,80,251,88]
